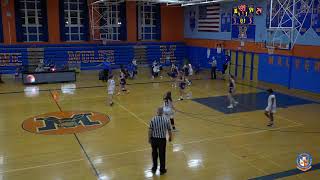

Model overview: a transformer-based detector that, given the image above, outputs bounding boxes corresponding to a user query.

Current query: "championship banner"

[296,0,312,35]
[312,0,320,36]
[221,12,232,32]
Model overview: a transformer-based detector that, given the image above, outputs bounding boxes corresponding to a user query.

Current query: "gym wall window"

[14,0,48,42]
[137,2,161,41]
[98,0,126,41]
[59,0,89,41]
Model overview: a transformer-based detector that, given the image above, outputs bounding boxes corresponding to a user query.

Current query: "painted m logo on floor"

[35,113,101,132]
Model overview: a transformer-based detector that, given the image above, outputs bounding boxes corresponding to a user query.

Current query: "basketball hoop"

[267,46,275,55]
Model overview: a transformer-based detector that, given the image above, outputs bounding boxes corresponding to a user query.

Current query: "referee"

[148,107,173,175]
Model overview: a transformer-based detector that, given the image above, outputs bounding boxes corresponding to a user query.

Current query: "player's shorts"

[164,113,174,119]
[180,83,186,90]
[265,106,276,113]
[120,79,126,85]
[108,90,114,95]
[169,72,177,78]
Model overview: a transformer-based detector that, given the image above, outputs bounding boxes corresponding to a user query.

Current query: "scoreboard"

[232,4,263,25]
[231,3,263,41]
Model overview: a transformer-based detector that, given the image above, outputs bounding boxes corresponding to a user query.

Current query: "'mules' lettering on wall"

[160,45,176,63]
[0,53,23,66]
[67,50,115,64]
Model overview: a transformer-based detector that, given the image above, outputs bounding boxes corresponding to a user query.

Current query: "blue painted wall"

[184,0,320,46]
[290,58,320,93]
[258,54,320,93]
[186,45,320,94]
[0,42,186,73]
[186,46,226,71]
[258,54,290,87]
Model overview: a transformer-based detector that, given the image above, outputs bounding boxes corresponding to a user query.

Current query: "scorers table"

[22,70,76,85]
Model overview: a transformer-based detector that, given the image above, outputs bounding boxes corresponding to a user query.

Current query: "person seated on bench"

[99,61,112,82]
[127,63,136,79]
[151,60,161,79]
[132,58,138,75]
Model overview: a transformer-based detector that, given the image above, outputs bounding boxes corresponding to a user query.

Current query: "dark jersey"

[120,72,126,85]
[180,78,186,89]
[183,66,189,76]
[229,80,235,93]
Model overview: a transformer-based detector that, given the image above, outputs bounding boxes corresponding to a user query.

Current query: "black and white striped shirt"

[149,116,172,138]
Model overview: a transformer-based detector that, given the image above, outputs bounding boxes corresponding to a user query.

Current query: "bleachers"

[0,42,186,73]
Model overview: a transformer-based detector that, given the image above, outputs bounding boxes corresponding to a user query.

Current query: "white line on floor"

[0,120,303,174]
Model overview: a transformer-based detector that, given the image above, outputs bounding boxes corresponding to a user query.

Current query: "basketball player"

[152,60,161,79]
[127,63,136,79]
[188,64,193,85]
[182,64,191,85]
[132,58,138,77]
[99,61,111,82]
[163,91,177,131]
[178,74,187,101]
[120,65,129,79]
[265,89,277,127]
[117,69,129,95]
[107,75,116,106]
[227,75,238,108]
[222,54,231,80]
[168,63,178,87]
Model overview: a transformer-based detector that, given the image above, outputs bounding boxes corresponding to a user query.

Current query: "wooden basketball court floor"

[0,69,319,180]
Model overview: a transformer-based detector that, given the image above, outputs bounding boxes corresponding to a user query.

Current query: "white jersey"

[266,94,277,113]
[132,60,137,66]
[189,66,193,76]
[163,100,174,118]
[153,65,160,73]
[107,79,115,94]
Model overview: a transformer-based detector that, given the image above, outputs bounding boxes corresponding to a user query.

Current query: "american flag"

[198,4,220,32]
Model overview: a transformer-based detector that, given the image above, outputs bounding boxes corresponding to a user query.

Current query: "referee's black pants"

[151,138,167,171]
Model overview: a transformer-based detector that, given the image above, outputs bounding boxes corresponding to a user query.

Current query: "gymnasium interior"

[0,0,319,179]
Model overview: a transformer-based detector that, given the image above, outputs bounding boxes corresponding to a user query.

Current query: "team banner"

[221,12,232,32]
[312,0,320,36]
[296,0,313,35]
